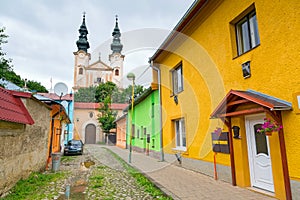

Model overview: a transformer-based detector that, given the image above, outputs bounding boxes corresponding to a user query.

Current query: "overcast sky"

[0,0,195,91]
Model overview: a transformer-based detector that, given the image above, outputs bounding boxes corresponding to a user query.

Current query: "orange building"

[115,114,127,149]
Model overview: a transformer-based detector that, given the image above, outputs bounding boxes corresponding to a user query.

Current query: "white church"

[72,14,127,144]
[73,14,124,92]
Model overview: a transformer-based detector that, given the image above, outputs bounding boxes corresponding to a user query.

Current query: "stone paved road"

[53,145,168,199]
[100,145,277,200]
[84,145,162,199]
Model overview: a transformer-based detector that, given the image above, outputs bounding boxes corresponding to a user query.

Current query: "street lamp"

[127,72,135,163]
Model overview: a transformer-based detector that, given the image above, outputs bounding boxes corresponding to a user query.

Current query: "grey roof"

[246,90,292,110]
[0,79,21,90]
[33,94,52,101]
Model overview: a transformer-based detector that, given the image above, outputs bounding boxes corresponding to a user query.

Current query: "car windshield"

[68,140,81,146]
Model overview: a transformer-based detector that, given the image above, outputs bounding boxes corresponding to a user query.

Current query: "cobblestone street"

[55,144,277,200]
[55,145,169,200]
[2,144,278,199]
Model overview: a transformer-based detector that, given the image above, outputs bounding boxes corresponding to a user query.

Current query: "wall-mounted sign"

[211,132,230,154]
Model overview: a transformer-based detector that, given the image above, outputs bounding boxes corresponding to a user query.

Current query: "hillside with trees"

[0,27,48,92]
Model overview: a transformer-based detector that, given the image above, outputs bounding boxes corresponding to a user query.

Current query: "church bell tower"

[109,15,125,89]
[73,13,91,92]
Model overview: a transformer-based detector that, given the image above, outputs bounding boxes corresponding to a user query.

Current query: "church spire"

[76,12,90,53]
[110,15,123,54]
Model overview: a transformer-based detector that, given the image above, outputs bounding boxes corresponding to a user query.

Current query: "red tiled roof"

[37,93,73,101]
[0,87,34,125]
[74,102,100,109]
[111,103,128,110]
[74,102,128,110]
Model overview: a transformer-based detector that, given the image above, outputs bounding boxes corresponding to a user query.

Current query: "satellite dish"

[54,82,68,97]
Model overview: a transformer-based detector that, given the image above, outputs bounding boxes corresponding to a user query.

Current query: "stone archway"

[85,124,96,144]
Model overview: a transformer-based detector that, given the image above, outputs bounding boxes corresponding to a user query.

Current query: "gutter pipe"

[149,60,164,162]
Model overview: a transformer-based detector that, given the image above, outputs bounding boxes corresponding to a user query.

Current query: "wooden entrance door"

[245,114,274,192]
[85,124,96,144]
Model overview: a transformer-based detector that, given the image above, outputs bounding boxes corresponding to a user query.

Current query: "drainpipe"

[150,60,164,162]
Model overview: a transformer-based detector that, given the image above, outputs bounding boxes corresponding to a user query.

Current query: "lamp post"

[127,72,135,163]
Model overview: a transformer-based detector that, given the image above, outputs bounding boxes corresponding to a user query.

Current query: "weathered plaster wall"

[0,98,50,196]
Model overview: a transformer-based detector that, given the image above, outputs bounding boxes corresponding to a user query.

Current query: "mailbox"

[211,132,230,154]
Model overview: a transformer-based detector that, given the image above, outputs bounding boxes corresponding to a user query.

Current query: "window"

[151,102,155,118]
[137,129,140,139]
[236,10,260,55]
[171,63,183,94]
[115,69,119,76]
[254,124,268,155]
[97,77,101,83]
[140,126,143,139]
[174,118,186,150]
[79,68,83,75]
[132,124,135,139]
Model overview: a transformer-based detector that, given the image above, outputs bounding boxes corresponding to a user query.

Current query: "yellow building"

[149,0,300,199]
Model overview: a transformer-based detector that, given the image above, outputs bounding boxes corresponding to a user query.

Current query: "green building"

[126,87,162,159]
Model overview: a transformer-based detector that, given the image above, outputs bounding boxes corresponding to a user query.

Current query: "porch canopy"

[209,89,292,199]
[210,89,292,120]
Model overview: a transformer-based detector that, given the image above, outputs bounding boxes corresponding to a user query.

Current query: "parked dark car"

[64,140,84,155]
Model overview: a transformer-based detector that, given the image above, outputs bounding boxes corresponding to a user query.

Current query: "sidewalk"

[105,145,276,200]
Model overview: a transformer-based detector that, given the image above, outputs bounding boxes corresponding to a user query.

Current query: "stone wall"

[0,98,50,197]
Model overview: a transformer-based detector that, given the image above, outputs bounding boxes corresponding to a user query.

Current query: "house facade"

[38,93,73,144]
[149,0,300,199]
[115,114,127,149]
[126,88,162,159]
[73,102,127,144]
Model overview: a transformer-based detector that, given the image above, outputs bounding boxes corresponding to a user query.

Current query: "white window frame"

[174,118,186,151]
[171,63,183,95]
[236,10,260,55]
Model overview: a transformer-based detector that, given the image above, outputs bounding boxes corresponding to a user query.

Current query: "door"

[245,114,274,192]
[85,124,96,144]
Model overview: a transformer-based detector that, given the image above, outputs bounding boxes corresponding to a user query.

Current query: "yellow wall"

[154,0,300,198]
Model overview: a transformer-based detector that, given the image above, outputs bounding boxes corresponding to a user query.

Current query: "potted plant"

[257,118,283,136]
[214,127,222,136]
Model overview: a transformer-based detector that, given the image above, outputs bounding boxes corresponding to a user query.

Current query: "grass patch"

[61,155,77,162]
[89,174,105,189]
[3,171,67,200]
[103,148,173,200]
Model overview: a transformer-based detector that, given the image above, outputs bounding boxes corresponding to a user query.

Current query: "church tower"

[109,15,125,89]
[73,13,91,92]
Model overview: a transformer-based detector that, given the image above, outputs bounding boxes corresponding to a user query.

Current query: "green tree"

[0,27,48,92]
[26,80,48,93]
[0,27,12,82]
[97,96,116,134]
[73,81,145,103]
[95,81,117,102]
[112,84,145,103]
[74,86,97,102]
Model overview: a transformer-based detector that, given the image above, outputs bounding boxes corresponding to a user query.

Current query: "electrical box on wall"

[242,61,251,78]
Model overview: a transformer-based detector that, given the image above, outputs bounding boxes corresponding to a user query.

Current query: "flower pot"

[265,131,272,136]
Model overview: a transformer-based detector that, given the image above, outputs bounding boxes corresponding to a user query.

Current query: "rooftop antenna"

[50,77,53,93]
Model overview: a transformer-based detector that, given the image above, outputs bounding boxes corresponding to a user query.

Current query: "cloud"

[0,0,195,91]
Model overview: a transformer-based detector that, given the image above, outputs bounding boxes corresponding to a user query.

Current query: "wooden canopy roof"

[211,90,292,119]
